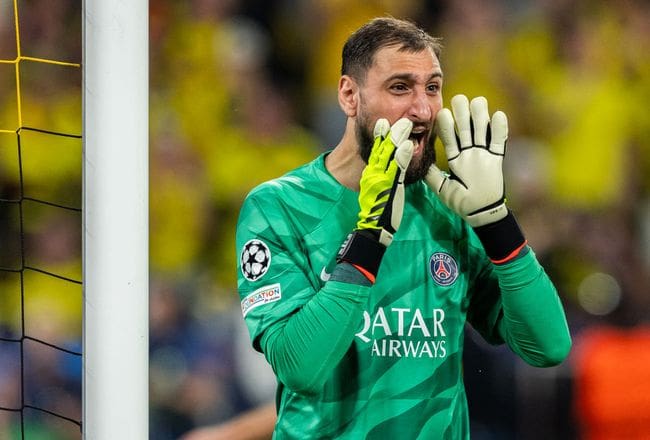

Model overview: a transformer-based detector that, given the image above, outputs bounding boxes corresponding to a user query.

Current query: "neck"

[325,120,364,191]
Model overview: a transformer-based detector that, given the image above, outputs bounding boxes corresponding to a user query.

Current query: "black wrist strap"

[336,230,386,278]
[473,211,527,263]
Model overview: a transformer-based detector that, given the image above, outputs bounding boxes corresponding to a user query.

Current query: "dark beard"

[356,118,437,185]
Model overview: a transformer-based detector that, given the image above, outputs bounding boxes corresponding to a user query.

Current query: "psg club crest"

[240,239,271,282]
[429,252,459,286]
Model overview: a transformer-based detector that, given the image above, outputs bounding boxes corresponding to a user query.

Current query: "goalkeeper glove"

[426,95,526,263]
[337,117,414,281]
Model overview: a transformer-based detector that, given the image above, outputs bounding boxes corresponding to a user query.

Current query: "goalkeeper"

[235,17,571,439]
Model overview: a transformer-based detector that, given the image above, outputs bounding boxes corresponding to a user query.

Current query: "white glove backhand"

[425,94,508,227]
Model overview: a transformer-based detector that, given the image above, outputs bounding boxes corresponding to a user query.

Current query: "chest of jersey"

[302,188,473,360]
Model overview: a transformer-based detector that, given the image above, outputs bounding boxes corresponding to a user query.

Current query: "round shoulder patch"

[240,239,271,282]
[429,252,459,286]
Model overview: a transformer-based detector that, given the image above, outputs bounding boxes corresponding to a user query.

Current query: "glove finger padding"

[489,111,508,155]
[388,118,414,231]
[390,118,415,175]
[374,118,390,139]
[434,108,460,161]
[451,94,472,148]
[424,164,448,195]
[470,97,490,147]
[371,118,390,168]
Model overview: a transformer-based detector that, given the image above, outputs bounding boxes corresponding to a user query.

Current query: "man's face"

[355,45,443,184]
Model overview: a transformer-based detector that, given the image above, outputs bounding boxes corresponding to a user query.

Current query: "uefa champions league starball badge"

[241,239,271,281]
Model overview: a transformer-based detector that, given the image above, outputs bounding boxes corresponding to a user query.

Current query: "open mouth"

[410,131,425,143]
[409,129,428,152]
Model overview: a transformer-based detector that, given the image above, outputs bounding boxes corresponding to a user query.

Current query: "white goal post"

[82,1,149,438]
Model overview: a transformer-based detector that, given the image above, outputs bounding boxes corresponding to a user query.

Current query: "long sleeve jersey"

[235,153,571,439]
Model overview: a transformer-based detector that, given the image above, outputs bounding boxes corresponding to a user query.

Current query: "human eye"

[389,82,409,93]
[427,82,441,94]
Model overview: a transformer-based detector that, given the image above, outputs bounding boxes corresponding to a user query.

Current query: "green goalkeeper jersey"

[236,153,570,439]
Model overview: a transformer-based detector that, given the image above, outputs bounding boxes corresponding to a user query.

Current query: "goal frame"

[82,1,149,438]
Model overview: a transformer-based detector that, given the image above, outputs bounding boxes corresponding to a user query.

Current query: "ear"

[338,75,358,117]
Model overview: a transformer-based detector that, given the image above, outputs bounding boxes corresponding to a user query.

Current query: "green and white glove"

[426,95,527,263]
[337,118,414,280]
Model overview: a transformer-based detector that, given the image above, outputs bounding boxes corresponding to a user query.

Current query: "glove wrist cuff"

[336,230,386,281]
[473,211,528,264]
[466,202,508,227]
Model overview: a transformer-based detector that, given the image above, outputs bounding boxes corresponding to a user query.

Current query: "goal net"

[0,1,148,438]
[0,0,82,438]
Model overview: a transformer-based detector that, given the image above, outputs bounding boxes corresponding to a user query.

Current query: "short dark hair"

[341,17,443,83]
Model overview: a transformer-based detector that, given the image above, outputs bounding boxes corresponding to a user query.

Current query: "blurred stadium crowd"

[0,0,649,438]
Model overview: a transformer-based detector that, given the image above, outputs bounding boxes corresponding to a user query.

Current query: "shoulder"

[246,154,324,199]
[243,152,344,211]
[238,153,348,234]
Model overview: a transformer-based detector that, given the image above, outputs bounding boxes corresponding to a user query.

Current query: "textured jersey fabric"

[235,152,570,439]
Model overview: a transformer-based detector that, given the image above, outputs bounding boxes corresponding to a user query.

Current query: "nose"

[408,89,432,121]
